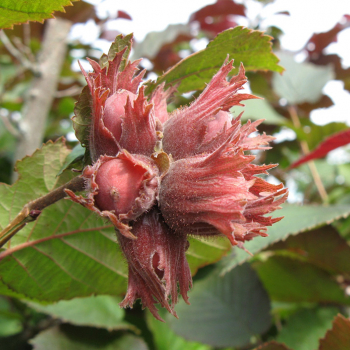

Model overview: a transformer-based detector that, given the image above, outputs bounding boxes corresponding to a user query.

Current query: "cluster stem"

[0,176,85,248]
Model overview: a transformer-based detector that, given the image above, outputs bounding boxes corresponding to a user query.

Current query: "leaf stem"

[288,106,328,202]
[0,176,85,248]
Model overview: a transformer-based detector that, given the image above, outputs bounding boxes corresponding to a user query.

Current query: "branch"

[12,18,72,181]
[288,106,328,202]
[0,30,37,73]
[0,109,20,138]
[12,36,36,64]
[0,176,85,248]
[55,85,83,98]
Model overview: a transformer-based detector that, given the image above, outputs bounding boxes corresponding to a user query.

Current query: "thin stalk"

[0,176,85,248]
[288,106,328,202]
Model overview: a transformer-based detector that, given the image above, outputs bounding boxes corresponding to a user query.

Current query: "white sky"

[82,0,350,48]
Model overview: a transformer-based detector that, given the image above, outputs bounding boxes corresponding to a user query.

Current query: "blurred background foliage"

[1,0,350,349]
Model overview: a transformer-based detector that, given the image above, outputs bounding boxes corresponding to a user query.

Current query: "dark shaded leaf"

[189,0,246,35]
[100,29,121,42]
[268,226,350,279]
[254,256,350,304]
[190,0,245,21]
[319,314,350,350]
[306,15,350,55]
[297,94,333,116]
[116,10,132,21]
[72,85,93,148]
[253,341,292,350]
[55,0,97,24]
[290,129,350,169]
[151,34,193,73]
[167,263,271,348]
[275,11,290,16]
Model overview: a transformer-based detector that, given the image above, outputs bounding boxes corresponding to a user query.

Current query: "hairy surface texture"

[69,37,288,320]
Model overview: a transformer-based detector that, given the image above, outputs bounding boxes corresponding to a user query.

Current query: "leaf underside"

[220,204,350,274]
[167,263,271,348]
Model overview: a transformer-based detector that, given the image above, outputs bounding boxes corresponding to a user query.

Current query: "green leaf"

[276,307,339,350]
[0,296,23,337]
[187,236,231,275]
[0,139,128,302]
[220,204,350,275]
[253,256,350,304]
[145,26,284,95]
[166,263,271,348]
[57,97,76,117]
[272,52,334,105]
[56,143,85,176]
[72,85,92,150]
[231,96,286,125]
[0,0,78,29]
[103,33,134,70]
[0,139,230,303]
[0,138,71,228]
[27,295,136,332]
[318,314,350,350]
[269,226,350,279]
[146,309,212,350]
[30,326,149,350]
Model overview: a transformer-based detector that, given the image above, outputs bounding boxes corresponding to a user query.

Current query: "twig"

[0,109,20,138]
[55,85,83,98]
[0,175,85,248]
[12,36,36,64]
[0,30,38,73]
[23,23,31,48]
[288,106,328,202]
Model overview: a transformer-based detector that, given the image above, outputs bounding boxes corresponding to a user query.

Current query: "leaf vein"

[32,245,98,291]
[60,237,127,278]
